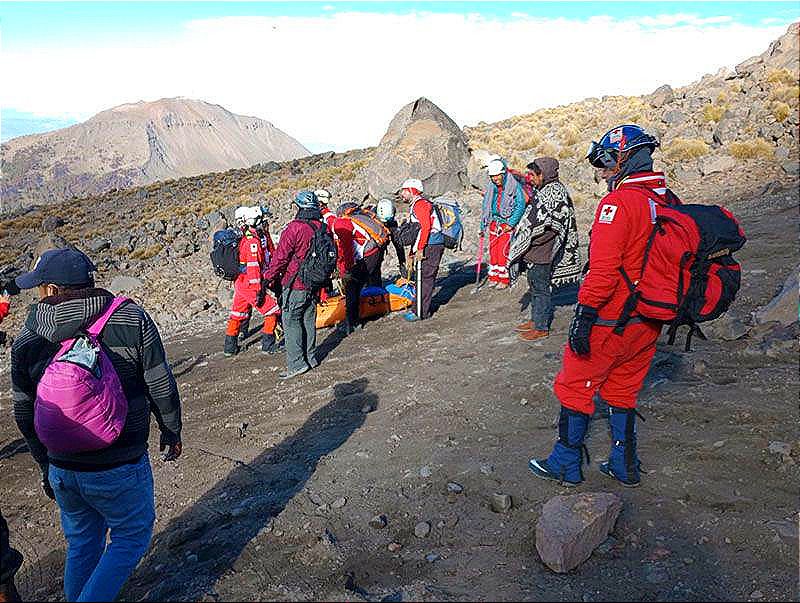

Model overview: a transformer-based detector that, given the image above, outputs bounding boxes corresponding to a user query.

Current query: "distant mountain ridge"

[0,97,309,211]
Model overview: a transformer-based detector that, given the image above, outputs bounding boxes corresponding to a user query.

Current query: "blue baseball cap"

[15,248,96,289]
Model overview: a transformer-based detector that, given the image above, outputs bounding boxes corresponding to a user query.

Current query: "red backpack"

[615,188,746,350]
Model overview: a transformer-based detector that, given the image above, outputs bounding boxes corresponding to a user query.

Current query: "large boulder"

[536,492,622,573]
[366,97,469,199]
[466,149,495,191]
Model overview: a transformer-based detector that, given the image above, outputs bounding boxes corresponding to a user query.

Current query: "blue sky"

[1,2,797,150]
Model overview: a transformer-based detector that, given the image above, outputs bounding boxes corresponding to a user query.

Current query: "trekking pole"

[415,255,423,319]
[472,232,485,294]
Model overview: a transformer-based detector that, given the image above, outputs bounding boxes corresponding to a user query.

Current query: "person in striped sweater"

[11,248,182,602]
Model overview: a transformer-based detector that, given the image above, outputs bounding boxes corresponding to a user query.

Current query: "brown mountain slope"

[0,97,309,211]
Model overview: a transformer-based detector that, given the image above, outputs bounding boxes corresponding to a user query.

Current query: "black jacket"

[12,288,182,471]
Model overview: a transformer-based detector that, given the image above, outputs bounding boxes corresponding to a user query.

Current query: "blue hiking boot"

[599,406,641,487]
[529,407,591,486]
[403,311,420,322]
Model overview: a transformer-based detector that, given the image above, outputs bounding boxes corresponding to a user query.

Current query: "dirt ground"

[1,183,797,602]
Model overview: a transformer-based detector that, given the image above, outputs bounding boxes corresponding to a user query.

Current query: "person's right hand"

[160,433,182,461]
[0,293,10,305]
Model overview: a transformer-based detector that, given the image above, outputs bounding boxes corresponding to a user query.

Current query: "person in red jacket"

[321,203,384,333]
[530,124,673,488]
[224,206,281,357]
[399,178,445,322]
[263,191,324,380]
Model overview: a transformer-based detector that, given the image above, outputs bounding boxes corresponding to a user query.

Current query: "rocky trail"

[1,181,797,602]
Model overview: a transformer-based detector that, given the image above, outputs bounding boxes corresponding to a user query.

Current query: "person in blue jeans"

[10,248,183,602]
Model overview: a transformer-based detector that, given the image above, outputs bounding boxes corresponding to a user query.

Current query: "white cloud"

[1,12,792,152]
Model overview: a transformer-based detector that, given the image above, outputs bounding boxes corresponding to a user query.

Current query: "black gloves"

[255,285,266,308]
[568,304,599,357]
[39,463,55,500]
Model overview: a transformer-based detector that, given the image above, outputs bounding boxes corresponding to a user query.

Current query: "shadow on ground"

[122,378,376,601]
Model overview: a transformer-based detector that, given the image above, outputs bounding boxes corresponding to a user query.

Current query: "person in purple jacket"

[263,191,324,380]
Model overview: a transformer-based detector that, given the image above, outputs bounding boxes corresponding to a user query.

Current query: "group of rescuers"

[221,123,667,490]
[2,123,675,602]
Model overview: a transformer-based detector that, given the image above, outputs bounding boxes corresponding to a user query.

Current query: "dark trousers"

[527,262,553,331]
[417,244,444,319]
[281,289,317,371]
[1,509,23,586]
[345,252,382,326]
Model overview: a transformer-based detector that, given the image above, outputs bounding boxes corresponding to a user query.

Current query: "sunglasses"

[586,141,618,169]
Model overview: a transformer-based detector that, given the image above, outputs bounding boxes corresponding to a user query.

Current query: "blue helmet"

[294,190,319,210]
[586,124,659,169]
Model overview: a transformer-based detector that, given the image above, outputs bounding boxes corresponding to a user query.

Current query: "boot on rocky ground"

[599,405,642,487]
[223,334,239,357]
[529,406,591,486]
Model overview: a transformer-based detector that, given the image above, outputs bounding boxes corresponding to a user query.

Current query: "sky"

[1,2,798,151]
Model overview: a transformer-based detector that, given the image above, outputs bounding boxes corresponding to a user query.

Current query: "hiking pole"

[416,254,423,319]
[472,232,485,294]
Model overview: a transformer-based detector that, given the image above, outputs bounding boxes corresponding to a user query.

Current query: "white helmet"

[376,198,396,222]
[234,206,262,227]
[400,178,424,193]
[487,159,506,176]
[315,188,332,205]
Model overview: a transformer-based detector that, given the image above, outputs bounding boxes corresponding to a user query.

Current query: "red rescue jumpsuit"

[225,227,280,337]
[554,172,674,414]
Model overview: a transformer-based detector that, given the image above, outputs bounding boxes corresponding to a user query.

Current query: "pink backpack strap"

[85,297,130,338]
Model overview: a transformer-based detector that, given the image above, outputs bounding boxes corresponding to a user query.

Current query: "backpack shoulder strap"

[86,297,131,338]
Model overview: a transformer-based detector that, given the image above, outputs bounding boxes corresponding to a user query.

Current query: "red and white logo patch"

[608,128,623,144]
[598,204,618,224]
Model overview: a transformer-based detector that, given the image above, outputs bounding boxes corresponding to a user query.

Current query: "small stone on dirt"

[415,521,431,538]
[331,496,347,509]
[419,466,432,478]
[446,482,464,494]
[425,552,441,562]
[307,491,323,506]
[480,463,494,475]
[186,554,198,563]
[491,493,513,513]
[750,590,764,600]
[388,542,403,553]
[369,514,388,529]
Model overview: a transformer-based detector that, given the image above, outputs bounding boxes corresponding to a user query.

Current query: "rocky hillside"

[465,22,799,205]
[0,24,797,341]
[0,98,309,211]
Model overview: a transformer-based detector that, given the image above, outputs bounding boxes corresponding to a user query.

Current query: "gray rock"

[662,109,687,125]
[109,275,144,294]
[766,519,799,546]
[735,56,763,76]
[148,219,166,235]
[414,521,431,538]
[41,215,64,232]
[705,314,750,341]
[188,298,209,312]
[775,147,790,161]
[753,269,798,326]
[366,97,469,199]
[388,542,403,553]
[307,490,323,506]
[87,237,110,253]
[491,492,513,514]
[768,441,792,459]
[700,155,736,176]
[331,496,347,509]
[536,492,622,573]
[369,514,388,529]
[466,149,495,191]
[425,552,441,562]
[419,466,432,478]
[446,482,464,494]
[649,85,674,108]
[712,119,739,145]
[781,160,799,177]
[643,563,670,584]
[673,164,700,182]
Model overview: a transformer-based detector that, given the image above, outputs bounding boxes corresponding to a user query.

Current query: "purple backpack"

[34,297,130,454]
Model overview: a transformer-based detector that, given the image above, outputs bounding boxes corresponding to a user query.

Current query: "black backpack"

[210,229,242,281]
[296,221,338,291]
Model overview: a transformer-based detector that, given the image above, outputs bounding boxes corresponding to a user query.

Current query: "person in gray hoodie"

[11,247,182,603]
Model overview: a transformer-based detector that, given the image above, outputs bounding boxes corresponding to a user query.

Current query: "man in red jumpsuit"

[224,206,282,357]
[530,124,673,487]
